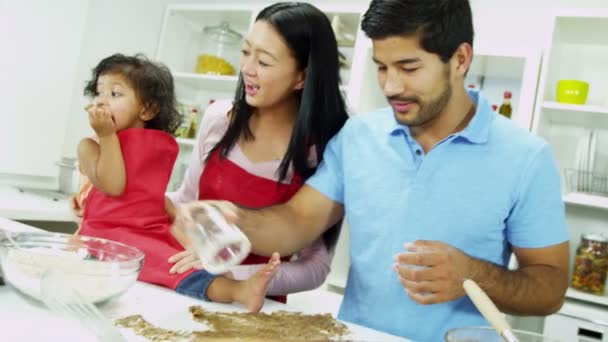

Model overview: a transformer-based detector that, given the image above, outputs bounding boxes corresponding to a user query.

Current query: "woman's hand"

[168,249,203,274]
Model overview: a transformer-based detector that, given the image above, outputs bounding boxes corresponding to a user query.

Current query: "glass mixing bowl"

[445,326,561,342]
[0,231,144,304]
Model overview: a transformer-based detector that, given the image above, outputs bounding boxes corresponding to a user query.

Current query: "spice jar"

[195,22,242,76]
[571,234,608,295]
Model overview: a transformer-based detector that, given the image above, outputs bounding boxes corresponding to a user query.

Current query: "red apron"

[198,149,304,303]
[80,128,194,290]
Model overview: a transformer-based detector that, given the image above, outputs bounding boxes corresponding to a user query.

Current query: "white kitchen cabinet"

[157,4,251,191]
[531,9,608,311]
[544,301,608,341]
[466,47,542,130]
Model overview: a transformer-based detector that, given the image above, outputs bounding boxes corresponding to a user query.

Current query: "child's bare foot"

[235,252,281,312]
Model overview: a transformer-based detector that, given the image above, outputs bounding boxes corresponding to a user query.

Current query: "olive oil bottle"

[498,91,512,119]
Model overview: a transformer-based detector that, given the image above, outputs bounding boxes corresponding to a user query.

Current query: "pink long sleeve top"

[167,100,333,295]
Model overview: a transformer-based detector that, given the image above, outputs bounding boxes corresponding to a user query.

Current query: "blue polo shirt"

[306,90,568,341]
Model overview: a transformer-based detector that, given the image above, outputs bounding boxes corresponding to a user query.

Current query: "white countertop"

[0,217,410,341]
[0,184,72,222]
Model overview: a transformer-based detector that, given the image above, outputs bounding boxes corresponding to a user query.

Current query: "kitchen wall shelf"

[173,72,239,92]
[175,138,196,147]
[566,288,608,307]
[532,9,608,311]
[542,101,608,115]
[540,102,608,129]
[468,47,542,130]
[564,193,608,210]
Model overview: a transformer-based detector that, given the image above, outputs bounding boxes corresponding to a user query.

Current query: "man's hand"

[171,200,239,244]
[169,200,240,275]
[394,240,474,305]
[86,103,116,138]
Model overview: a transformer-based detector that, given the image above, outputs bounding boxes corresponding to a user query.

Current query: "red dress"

[198,149,303,302]
[80,128,195,290]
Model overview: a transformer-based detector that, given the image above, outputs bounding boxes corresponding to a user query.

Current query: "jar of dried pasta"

[571,234,608,295]
[195,22,242,76]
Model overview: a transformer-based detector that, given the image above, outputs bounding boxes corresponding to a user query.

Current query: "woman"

[167,2,348,312]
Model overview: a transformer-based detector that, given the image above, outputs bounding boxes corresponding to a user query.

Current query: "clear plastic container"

[195,21,242,76]
[185,203,251,274]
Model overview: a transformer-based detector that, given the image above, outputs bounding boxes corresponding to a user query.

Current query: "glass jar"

[184,203,251,274]
[571,233,608,295]
[195,21,242,76]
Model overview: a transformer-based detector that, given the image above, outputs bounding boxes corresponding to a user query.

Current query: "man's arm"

[236,185,344,256]
[395,240,569,315]
[473,242,569,315]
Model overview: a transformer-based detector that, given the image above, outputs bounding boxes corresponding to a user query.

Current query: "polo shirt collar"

[383,89,492,144]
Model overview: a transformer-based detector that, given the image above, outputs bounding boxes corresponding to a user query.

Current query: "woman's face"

[240,20,305,109]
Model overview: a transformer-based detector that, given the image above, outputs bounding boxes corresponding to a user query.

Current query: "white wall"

[470,0,608,52]
[60,0,608,160]
[60,0,171,159]
[0,0,90,178]
[3,0,608,178]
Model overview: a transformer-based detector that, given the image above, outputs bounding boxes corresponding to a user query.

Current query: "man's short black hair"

[361,0,474,63]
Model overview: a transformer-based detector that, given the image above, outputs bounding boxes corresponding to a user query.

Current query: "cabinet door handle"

[578,327,603,341]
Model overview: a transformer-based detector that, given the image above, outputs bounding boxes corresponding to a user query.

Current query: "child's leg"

[175,253,281,313]
[206,252,280,312]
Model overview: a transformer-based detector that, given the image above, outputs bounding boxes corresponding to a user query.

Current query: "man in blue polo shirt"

[177,0,569,340]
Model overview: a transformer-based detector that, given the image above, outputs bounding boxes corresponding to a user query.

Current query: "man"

[178,0,569,340]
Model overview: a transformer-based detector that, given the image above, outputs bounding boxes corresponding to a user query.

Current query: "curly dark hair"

[84,53,182,134]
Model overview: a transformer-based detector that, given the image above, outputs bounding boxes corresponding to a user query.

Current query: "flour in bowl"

[1,247,137,303]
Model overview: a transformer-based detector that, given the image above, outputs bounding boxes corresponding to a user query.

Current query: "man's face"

[372,35,453,127]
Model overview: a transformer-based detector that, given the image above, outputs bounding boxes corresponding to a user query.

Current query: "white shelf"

[176,137,196,147]
[540,102,608,128]
[543,101,608,115]
[563,192,608,210]
[173,72,238,92]
[566,287,608,307]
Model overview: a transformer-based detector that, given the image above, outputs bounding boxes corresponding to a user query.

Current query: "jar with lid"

[571,233,608,295]
[195,21,242,76]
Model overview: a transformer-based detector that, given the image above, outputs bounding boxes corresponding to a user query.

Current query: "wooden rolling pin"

[463,279,519,342]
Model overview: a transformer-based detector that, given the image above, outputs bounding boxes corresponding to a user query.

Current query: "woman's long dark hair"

[207,2,348,251]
